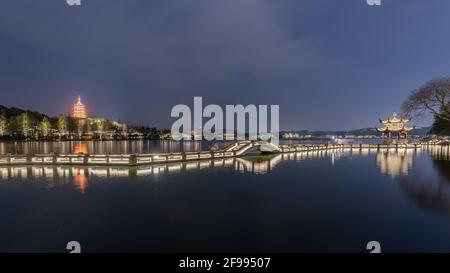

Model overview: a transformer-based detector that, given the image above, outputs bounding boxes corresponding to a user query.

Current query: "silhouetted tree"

[402,77,450,121]
[8,116,19,137]
[429,116,450,135]
[67,116,78,137]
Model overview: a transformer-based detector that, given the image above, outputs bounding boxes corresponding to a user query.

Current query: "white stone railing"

[0,142,432,166]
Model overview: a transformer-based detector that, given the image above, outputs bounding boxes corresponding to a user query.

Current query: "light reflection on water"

[0,149,351,184]
[0,140,208,155]
[1,145,450,252]
[0,139,366,155]
[1,146,449,190]
[376,149,414,177]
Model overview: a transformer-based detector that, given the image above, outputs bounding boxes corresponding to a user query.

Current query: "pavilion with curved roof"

[378,112,413,139]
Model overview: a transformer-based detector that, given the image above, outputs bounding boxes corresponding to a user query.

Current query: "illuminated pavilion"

[377,112,413,138]
[71,96,88,119]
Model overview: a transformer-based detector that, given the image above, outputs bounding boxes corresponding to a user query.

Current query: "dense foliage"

[429,116,450,135]
[0,105,166,140]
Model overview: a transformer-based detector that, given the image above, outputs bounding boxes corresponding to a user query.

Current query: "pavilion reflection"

[375,146,450,178]
[396,146,450,217]
[376,149,414,177]
[0,148,444,194]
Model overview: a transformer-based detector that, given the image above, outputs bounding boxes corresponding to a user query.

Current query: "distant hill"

[282,127,431,137]
[0,105,51,121]
[0,105,432,137]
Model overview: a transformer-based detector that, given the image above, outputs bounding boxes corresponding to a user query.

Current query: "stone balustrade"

[0,142,430,166]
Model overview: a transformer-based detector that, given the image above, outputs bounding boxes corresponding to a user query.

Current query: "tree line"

[402,77,450,136]
[0,105,169,140]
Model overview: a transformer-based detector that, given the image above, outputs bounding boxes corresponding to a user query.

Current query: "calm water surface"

[0,140,209,155]
[1,143,450,252]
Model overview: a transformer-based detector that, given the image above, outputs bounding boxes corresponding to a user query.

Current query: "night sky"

[0,0,449,130]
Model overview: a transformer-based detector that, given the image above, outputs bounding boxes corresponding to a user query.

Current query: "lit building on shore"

[71,96,88,119]
[378,112,413,138]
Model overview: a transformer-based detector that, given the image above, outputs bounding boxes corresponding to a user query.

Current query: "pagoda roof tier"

[377,127,414,133]
[71,96,88,119]
[379,112,410,124]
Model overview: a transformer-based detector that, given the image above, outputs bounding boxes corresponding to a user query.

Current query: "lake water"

[0,140,209,155]
[0,143,450,252]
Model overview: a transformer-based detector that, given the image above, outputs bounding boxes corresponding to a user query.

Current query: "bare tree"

[402,77,450,121]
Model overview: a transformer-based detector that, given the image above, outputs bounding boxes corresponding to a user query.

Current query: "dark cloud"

[0,0,449,129]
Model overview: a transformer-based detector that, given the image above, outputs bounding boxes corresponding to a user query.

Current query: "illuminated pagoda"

[71,96,88,119]
[378,112,413,138]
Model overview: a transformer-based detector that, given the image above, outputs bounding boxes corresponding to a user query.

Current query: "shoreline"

[0,142,429,167]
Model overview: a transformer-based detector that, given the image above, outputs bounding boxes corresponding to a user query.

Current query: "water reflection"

[73,142,88,154]
[0,139,358,155]
[3,146,450,252]
[236,155,282,174]
[0,149,392,179]
[376,150,414,178]
[0,149,376,192]
[424,145,450,183]
[0,140,207,155]
[374,147,450,178]
[2,147,450,194]
[73,168,87,193]
[425,145,450,161]
[372,145,450,218]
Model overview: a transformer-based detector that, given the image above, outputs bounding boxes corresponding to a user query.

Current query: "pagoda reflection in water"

[2,148,449,194]
[0,150,343,190]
